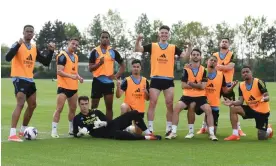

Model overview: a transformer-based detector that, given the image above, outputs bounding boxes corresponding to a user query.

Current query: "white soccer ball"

[24,127,38,140]
[125,125,136,133]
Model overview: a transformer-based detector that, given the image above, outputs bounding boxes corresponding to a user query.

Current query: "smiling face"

[190,50,202,63]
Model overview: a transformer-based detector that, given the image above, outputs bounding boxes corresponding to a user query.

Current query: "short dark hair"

[221,37,230,42]
[159,25,170,32]
[100,31,110,38]
[70,37,80,42]
[131,59,141,65]
[242,65,251,70]
[78,96,89,103]
[23,25,34,31]
[191,48,202,55]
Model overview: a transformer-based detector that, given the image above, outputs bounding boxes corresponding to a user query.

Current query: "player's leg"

[111,130,161,140]
[67,92,78,135]
[197,115,208,134]
[147,87,161,132]
[52,89,67,138]
[120,103,131,115]
[200,103,218,141]
[91,78,102,109]
[224,105,248,140]
[185,102,196,139]
[163,86,174,135]
[212,110,219,135]
[165,97,188,139]
[9,79,27,142]
[255,112,273,140]
[103,82,115,120]
[19,91,37,136]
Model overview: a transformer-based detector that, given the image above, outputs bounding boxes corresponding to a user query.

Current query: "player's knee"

[149,97,158,107]
[29,101,37,110]
[257,129,268,140]
[16,102,25,109]
[165,99,173,107]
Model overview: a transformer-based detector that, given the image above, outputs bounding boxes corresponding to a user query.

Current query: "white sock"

[144,129,151,135]
[69,121,73,133]
[145,136,151,140]
[172,125,177,133]
[201,121,207,129]
[10,128,16,136]
[166,121,172,132]
[209,126,215,135]
[20,126,27,133]
[233,129,239,136]
[188,124,194,133]
[52,122,58,133]
[148,121,153,132]
[237,122,241,130]
[267,127,272,136]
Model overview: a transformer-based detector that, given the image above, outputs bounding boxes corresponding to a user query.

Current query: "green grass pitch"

[1,79,276,166]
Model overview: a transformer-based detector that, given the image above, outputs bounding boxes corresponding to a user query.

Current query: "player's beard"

[221,46,228,50]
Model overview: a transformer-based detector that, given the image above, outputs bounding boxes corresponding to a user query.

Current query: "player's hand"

[223,97,233,106]
[99,57,104,65]
[78,127,90,135]
[48,42,55,51]
[137,33,144,41]
[93,117,107,129]
[77,74,84,83]
[18,38,24,45]
[184,63,192,69]
[216,65,224,71]
[71,74,78,80]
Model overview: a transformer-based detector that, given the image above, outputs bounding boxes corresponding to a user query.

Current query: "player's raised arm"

[116,78,125,98]
[135,34,144,52]
[179,40,192,61]
[36,42,55,66]
[113,50,125,79]
[5,39,24,62]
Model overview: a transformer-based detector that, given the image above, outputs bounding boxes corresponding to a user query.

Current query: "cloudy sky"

[1,0,275,46]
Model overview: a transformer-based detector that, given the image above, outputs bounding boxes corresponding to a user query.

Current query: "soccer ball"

[125,125,136,133]
[24,127,38,140]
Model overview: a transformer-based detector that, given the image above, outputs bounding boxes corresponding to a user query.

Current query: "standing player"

[212,38,246,136]
[73,96,161,140]
[89,31,125,120]
[51,38,84,138]
[166,49,218,141]
[135,25,192,135]
[116,59,150,134]
[223,66,273,141]
[186,56,238,137]
[5,25,55,142]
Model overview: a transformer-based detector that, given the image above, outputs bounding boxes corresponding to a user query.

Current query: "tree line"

[1,9,276,81]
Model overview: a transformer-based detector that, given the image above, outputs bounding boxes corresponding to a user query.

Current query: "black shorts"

[179,96,208,112]
[91,78,114,99]
[195,108,220,126]
[57,87,77,98]
[150,78,174,91]
[241,105,270,131]
[13,78,36,98]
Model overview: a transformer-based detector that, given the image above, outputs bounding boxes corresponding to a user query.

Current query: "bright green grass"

[1,79,276,166]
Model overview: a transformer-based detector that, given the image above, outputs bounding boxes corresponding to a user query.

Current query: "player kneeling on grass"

[73,96,161,140]
[116,59,150,135]
[223,65,273,141]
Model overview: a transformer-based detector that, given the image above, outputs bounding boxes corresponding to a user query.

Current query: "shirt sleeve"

[143,44,152,54]
[36,49,54,66]
[257,79,268,94]
[181,69,188,82]
[202,69,208,82]
[95,110,108,122]
[120,79,127,91]
[113,50,124,64]
[222,75,227,87]
[57,54,66,66]
[5,42,21,62]
[89,49,97,63]
[238,85,243,97]
[175,46,183,56]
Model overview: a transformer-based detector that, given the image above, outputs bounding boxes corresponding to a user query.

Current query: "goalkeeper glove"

[93,117,107,129]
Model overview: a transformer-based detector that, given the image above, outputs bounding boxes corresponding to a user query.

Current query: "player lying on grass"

[223,65,273,141]
[73,96,162,140]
